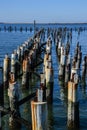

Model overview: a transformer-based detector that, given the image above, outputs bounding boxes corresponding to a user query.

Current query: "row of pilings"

[0,26,39,32]
[51,27,87,129]
[0,28,49,129]
[0,28,55,130]
[0,25,86,33]
[0,26,87,129]
[31,36,54,130]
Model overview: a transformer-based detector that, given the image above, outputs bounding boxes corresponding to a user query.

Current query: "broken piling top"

[70,68,79,84]
[3,54,10,71]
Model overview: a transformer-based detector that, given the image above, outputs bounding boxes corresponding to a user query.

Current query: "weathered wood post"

[31,89,48,130]
[11,52,17,80]
[14,49,21,77]
[82,56,86,79]
[3,54,10,87]
[67,81,79,129]
[65,65,70,85]
[20,45,25,62]
[31,101,48,130]
[45,65,54,103]
[57,39,62,61]
[58,46,66,80]
[40,73,46,101]
[22,57,29,88]
[44,38,54,103]
[8,72,20,127]
[17,46,21,62]
[59,49,66,79]
[65,54,71,84]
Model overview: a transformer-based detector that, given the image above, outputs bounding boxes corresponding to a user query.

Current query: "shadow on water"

[48,104,54,130]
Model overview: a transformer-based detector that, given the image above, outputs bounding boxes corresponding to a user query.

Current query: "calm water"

[0,23,87,130]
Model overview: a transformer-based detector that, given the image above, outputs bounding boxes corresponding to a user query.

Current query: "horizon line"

[0,22,87,24]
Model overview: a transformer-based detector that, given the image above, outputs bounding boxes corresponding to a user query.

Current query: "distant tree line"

[0,26,39,32]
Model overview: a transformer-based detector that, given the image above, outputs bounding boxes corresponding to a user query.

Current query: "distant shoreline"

[0,22,87,25]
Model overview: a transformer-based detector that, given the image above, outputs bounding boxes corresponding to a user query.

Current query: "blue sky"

[0,0,87,23]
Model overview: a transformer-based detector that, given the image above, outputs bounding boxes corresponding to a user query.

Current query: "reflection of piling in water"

[81,77,86,97]
[59,81,67,101]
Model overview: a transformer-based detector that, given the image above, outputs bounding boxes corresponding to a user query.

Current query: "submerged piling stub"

[31,101,48,130]
[67,81,79,129]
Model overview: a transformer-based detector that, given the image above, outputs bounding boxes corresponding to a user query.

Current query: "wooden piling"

[20,46,24,62]
[8,72,20,127]
[82,56,86,78]
[68,82,78,102]
[3,54,10,86]
[17,46,21,62]
[45,66,53,103]
[11,52,17,80]
[31,101,48,130]
[67,81,79,129]
[65,65,70,84]
[70,68,79,84]
[1,29,48,129]
[22,57,30,88]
